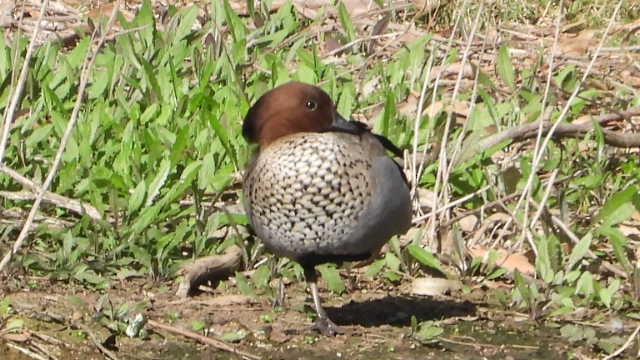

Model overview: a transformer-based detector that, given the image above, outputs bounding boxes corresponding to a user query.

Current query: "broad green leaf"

[599,279,620,308]
[140,57,163,103]
[374,91,396,136]
[384,252,401,272]
[575,271,594,297]
[296,63,316,84]
[251,264,271,290]
[407,244,444,273]
[337,82,355,118]
[65,37,90,69]
[174,6,198,42]
[567,232,592,271]
[191,320,206,332]
[157,160,201,207]
[221,329,248,343]
[234,272,255,296]
[317,264,345,294]
[140,103,159,124]
[598,226,632,272]
[145,159,171,206]
[130,244,152,270]
[130,205,160,235]
[337,2,356,43]
[536,236,555,283]
[497,45,515,89]
[513,270,531,304]
[87,68,110,99]
[198,151,217,190]
[598,336,627,355]
[414,323,444,343]
[26,124,53,147]
[365,259,386,278]
[223,0,247,41]
[560,324,586,342]
[595,186,637,228]
[0,298,10,315]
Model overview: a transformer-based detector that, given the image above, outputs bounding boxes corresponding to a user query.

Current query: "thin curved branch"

[0,165,102,221]
[451,106,640,165]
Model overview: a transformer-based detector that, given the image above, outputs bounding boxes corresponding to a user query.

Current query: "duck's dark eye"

[305,100,318,111]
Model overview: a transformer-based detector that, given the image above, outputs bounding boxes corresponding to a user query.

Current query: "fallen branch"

[176,245,243,298]
[440,336,538,350]
[414,107,640,168]
[603,324,640,360]
[0,174,102,221]
[77,323,119,360]
[5,342,48,360]
[470,107,640,162]
[0,208,73,230]
[147,319,260,360]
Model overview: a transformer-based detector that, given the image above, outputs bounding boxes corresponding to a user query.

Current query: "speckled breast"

[243,132,373,259]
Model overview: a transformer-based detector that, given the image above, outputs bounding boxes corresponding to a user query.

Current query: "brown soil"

[0,274,584,359]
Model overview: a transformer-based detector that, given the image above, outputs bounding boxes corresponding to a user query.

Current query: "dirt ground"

[0,272,591,360]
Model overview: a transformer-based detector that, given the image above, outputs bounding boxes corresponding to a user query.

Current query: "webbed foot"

[312,317,343,336]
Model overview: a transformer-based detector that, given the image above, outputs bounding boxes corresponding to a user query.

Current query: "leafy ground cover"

[1,0,639,358]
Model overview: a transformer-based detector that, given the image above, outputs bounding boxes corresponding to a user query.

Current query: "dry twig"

[460,107,640,165]
[0,164,102,220]
[77,324,119,360]
[603,325,640,360]
[176,245,243,298]
[147,319,261,360]
[5,342,48,360]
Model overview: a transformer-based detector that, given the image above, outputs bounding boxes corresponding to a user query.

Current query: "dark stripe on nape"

[373,134,403,158]
[324,119,404,158]
[324,119,409,186]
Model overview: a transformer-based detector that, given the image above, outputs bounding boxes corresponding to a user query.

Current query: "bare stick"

[147,320,261,360]
[422,0,469,242]
[434,2,484,222]
[0,2,121,273]
[0,190,101,221]
[520,0,564,255]
[77,324,119,360]
[465,107,640,157]
[5,342,48,360]
[411,185,491,224]
[0,0,50,166]
[0,164,102,220]
[603,325,640,360]
[529,169,558,228]
[176,245,243,298]
[410,51,434,200]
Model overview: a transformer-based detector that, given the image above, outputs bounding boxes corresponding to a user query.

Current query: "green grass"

[0,0,639,351]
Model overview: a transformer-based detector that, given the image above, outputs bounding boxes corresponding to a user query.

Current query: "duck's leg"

[271,258,286,308]
[304,266,342,336]
[273,277,286,308]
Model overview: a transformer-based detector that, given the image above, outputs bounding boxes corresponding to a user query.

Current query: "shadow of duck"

[324,295,476,327]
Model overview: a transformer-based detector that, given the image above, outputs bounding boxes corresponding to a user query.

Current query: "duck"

[242,81,412,335]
